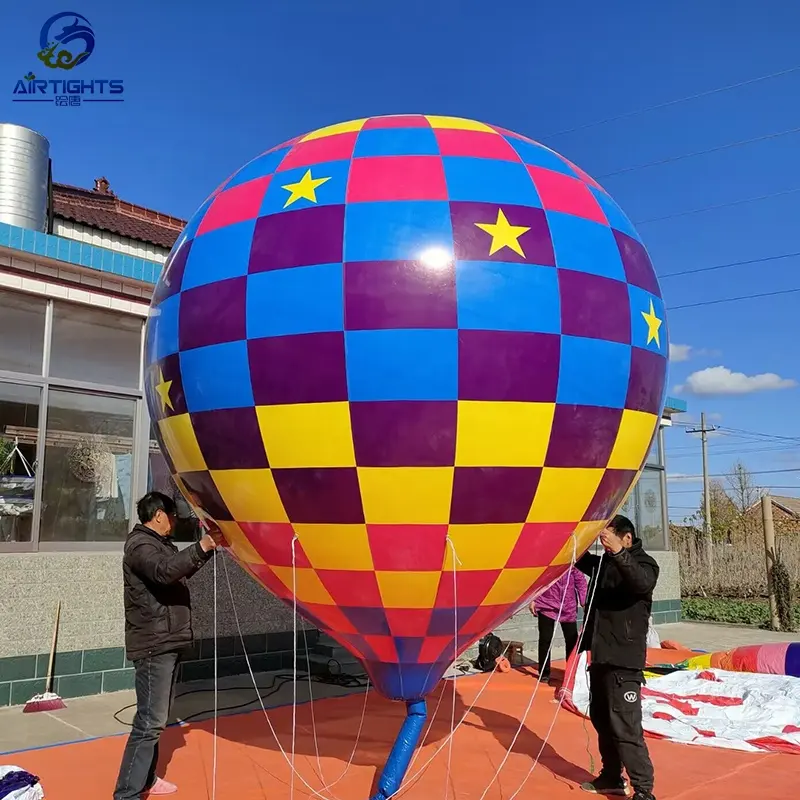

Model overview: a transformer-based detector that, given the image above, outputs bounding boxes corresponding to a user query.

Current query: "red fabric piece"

[697,670,722,682]
[748,736,800,756]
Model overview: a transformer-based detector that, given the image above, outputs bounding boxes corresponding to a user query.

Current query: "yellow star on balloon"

[281,169,331,208]
[641,299,663,347]
[474,208,530,257]
[154,369,174,413]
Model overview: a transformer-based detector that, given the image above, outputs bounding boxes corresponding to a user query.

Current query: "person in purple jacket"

[530,565,588,683]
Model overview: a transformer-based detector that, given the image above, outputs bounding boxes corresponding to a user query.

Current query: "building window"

[49,302,143,389]
[646,431,662,467]
[0,290,46,375]
[636,469,666,550]
[0,382,40,543]
[38,389,136,543]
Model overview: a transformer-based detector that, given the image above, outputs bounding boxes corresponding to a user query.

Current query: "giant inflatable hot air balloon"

[144,114,668,798]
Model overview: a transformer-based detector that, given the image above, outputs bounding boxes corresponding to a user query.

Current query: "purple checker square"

[457,330,560,402]
[248,205,345,272]
[339,633,378,662]
[350,400,457,467]
[180,470,233,521]
[344,260,457,330]
[545,405,623,468]
[149,353,187,417]
[190,408,268,470]
[394,637,424,662]
[615,231,661,297]
[271,467,365,524]
[450,467,542,524]
[450,201,555,266]
[248,332,348,405]
[341,607,391,636]
[178,277,247,352]
[558,269,631,344]
[428,607,477,637]
[153,238,191,305]
[626,347,667,415]
[584,469,639,520]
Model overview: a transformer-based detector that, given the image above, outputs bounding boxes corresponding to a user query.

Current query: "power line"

[539,64,800,140]
[668,286,800,310]
[668,467,800,480]
[634,187,800,226]
[670,486,800,494]
[658,251,800,280]
[596,125,800,179]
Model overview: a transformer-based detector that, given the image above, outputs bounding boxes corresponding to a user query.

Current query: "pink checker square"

[238,522,311,568]
[277,133,358,171]
[362,115,431,129]
[435,129,521,161]
[196,176,271,236]
[528,166,608,224]
[346,155,448,202]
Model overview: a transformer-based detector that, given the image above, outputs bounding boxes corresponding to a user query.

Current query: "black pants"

[537,612,578,678]
[588,663,654,793]
[113,651,180,800]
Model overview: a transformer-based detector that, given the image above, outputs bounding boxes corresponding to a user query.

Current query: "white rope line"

[506,546,606,800]
[476,532,578,800]
[212,549,218,800]
[301,626,325,782]
[445,537,462,800]
[220,553,337,800]
[290,536,299,800]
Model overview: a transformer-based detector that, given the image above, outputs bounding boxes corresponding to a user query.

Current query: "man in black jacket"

[576,514,659,800]
[113,492,221,799]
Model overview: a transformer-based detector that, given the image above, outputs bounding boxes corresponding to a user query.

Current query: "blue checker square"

[354,127,440,157]
[178,199,212,244]
[547,211,626,281]
[259,159,351,216]
[180,340,255,412]
[345,328,458,401]
[455,260,560,333]
[589,187,639,240]
[181,220,256,290]
[246,263,344,338]
[557,335,632,408]
[503,138,578,177]
[225,147,291,189]
[442,156,542,206]
[343,201,454,262]
[146,296,180,362]
[629,284,667,356]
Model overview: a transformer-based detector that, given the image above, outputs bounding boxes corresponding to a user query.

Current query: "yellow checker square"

[211,469,289,523]
[302,118,367,140]
[425,115,496,132]
[158,415,206,474]
[607,410,659,470]
[551,520,606,565]
[358,467,454,524]
[455,402,554,467]
[270,566,335,605]
[445,524,523,570]
[256,402,356,468]
[483,567,545,606]
[527,468,604,522]
[216,520,264,565]
[376,571,441,609]
[294,524,374,571]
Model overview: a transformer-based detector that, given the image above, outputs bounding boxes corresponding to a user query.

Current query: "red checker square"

[460,605,507,638]
[277,133,358,171]
[534,564,568,594]
[435,129,521,161]
[363,635,399,663]
[506,523,578,568]
[316,569,383,607]
[247,564,292,601]
[563,157,607,194]
[385,609,432,637]
[346,156,448,202]
[196,176,271,236]
[435,570,501,607]
[528,166,608,225]
[237,522,311,568]
[418,636,451,663]
[367,525,448,571]
[301,603,359,635]
[363,115,431,129]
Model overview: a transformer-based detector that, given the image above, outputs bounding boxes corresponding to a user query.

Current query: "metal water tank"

[0,123,51,232]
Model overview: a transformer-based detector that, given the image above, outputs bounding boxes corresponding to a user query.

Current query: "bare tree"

[726,460,763,538]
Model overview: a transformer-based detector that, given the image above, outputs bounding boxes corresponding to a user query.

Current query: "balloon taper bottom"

[370,698,427,800]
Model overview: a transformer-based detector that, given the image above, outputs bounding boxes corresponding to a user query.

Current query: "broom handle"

[45,601,61,693]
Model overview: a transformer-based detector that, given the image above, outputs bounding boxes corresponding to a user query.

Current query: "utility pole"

[686,412,717,581]
[761,494,780,631]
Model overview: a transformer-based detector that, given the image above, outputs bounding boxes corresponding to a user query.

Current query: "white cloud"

[674,366,797,396]
[669,343,693,362]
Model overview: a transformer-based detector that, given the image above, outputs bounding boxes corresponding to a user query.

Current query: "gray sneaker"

[580,774,629,795]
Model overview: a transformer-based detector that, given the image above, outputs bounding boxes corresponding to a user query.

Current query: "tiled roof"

[772,495,800,518]
[52,179,186,249]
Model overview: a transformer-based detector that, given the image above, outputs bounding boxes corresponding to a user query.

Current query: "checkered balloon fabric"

[144,115,668,701]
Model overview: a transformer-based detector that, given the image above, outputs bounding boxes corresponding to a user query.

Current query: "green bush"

[682,597,800,629]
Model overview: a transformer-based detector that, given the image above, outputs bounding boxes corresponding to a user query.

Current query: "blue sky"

[3,1,799,520]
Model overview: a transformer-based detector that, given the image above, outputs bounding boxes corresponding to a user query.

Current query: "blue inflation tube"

[370,699,428,800]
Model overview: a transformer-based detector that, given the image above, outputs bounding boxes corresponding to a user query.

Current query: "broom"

[23,601,66,713]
